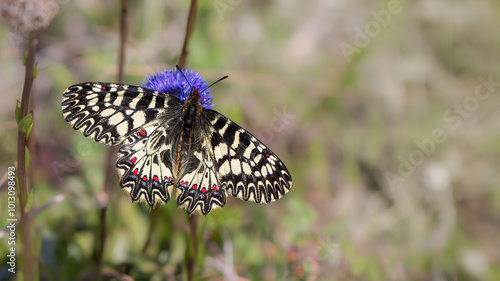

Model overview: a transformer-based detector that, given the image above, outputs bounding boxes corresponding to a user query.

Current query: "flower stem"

[187,215,199,281]
[94,0,128,279]
[17,31,36,281]
[118,0,128,83]
[178,1,200,280]
[178,0,198,69]
[141,207,160,254]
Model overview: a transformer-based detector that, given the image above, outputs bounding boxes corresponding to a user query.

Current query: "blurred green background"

[1,0,500,280]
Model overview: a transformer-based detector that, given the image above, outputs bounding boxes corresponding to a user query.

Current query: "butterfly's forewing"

[62,82,184,205]
[62,82,178,145]
[203,110,292,204]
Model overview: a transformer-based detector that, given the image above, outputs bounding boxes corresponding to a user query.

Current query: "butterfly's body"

[62,75,292,215]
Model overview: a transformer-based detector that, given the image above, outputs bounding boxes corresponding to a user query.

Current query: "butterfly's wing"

[175,130,227,215]
[62,82,184,205]
[116,123,181,206]
[175,109,292,215]
[62,82,180,145]
[205,110,292,204]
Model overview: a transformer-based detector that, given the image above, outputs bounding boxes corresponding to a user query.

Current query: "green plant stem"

[17,32,36,281]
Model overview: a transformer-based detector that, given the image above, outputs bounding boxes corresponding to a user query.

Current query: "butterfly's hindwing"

[116,125,176,205]
[61,82,179,145]
[176,130,227,215]
[203,110,292,204]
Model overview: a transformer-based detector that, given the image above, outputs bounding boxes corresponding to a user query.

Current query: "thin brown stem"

[17,32,36,281]
[141,207,160,254]
[178,0,198,69]
[118,0,128,83]
[178,1,200,280]
[94,0,128,279]
[94,206,107,279]
[187,215,199,281]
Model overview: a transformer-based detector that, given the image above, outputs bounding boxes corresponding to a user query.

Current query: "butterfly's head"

[175,65,228,108]
[189,88,201,100]
[183,89,204,121]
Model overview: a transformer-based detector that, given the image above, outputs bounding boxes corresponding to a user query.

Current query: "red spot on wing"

[139,130,146,136]
[153,176,159,181]
[213,184,218,191]
[133,169,138,175]
[201,188,206,193]
[265,153,270,157]
[192,184,197,189]
[131,157,137,164]
[142,176,147,181]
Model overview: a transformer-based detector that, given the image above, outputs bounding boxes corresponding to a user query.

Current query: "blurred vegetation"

[1,0,500,280]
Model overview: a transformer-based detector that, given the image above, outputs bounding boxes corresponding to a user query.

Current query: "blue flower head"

[140,68,215,109]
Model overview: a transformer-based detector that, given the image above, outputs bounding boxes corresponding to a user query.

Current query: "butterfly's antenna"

[176,65,194,90]
[176,65,228,94]
[200,75,228,95]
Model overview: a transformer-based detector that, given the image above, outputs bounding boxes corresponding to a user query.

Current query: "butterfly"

[61,67,292,215]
